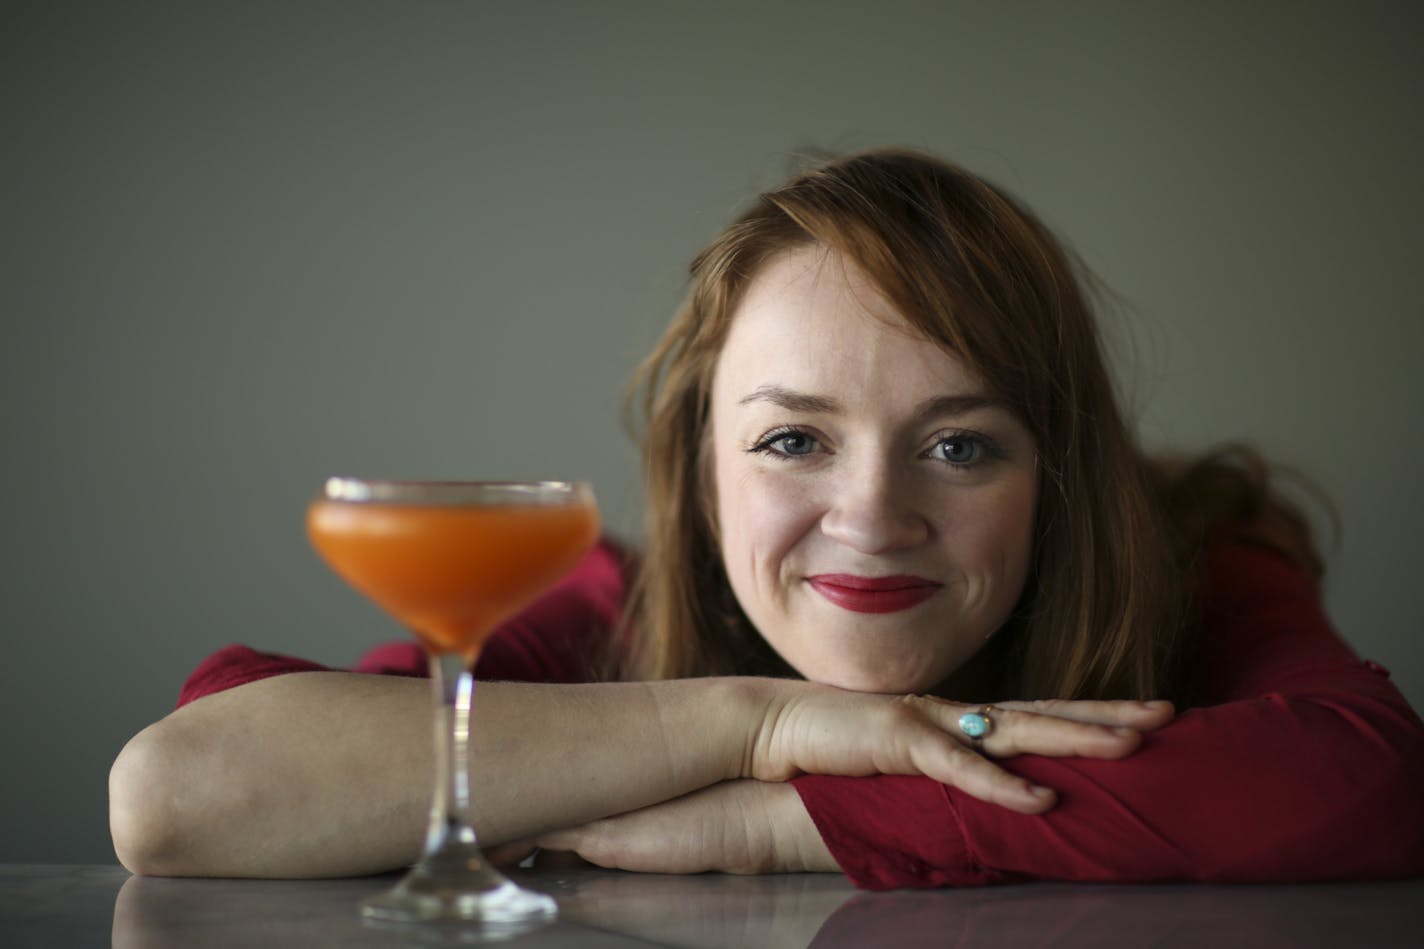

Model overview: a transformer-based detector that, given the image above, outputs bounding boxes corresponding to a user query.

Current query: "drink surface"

[307,499,600,657]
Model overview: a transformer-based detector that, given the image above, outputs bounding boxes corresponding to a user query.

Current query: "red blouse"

[177,540,1424,888]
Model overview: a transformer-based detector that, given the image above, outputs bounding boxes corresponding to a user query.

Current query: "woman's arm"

[109,664,1167,878]
[109,671,752,878]
[107,669,995,878]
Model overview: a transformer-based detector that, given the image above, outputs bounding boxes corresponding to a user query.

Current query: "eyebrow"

[737,385,841,413]
[738,384,1006,420]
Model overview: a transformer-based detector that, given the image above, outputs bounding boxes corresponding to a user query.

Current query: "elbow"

[1284,703,1424,881]
[109,719,202,876]
[1367,725,1424,877]
[1315,698,1424,879]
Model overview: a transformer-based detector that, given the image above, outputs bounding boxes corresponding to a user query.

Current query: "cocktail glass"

[306,478,600,930]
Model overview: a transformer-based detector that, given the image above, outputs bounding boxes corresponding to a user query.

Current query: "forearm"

[109,670,752,878]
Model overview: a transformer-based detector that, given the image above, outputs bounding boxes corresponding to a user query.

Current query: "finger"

[980,707,1145,759]
[531,849,598,870]
[904,733,1059,814]
[534,825,591,852]
[531,825,627,871]
[993,699,1175,730]
[911,699,1159,760]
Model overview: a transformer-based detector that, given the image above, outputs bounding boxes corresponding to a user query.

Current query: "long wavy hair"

[620,149,1319,703]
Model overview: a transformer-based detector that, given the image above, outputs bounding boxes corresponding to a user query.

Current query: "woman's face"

[709,246,1039,694]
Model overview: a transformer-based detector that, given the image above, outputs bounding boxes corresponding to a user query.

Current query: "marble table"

[2,864,1421,947]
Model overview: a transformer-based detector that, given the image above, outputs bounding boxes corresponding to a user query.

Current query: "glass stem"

[422,651,483,867]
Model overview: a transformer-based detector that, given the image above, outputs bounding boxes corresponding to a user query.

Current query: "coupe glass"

[307,478,600,930]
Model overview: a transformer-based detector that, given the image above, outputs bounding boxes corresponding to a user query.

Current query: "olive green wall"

[4,0,1420,862]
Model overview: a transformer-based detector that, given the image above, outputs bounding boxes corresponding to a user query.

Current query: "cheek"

[714,458,822,578]
[994,480,1040,587]
[950,477,1038,585]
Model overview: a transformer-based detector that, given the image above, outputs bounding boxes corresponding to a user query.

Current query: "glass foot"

[361,863,556,934]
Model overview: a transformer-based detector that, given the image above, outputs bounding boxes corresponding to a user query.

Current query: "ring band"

[958,706,995,744]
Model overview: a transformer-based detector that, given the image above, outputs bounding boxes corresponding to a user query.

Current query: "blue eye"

[774,433,817,455]
[750,428,821,458]
[929,435,989,467]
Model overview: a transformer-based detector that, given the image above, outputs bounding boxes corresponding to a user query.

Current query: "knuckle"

[985,706,1020,735]
[897,693,935,717]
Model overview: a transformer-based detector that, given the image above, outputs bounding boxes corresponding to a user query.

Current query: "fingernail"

[1113,726,1138,736]
[1138,700,1172,710]
[1029,784,1056,800]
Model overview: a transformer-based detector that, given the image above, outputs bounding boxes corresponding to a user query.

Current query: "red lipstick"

[806,574,941,614]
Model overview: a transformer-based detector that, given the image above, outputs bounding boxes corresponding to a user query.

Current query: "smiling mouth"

[805,574,942,614]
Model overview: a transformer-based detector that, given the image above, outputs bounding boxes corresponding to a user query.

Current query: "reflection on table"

[1,864,1420,947]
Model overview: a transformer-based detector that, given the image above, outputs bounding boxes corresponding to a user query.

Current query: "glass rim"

[317,477,595,505]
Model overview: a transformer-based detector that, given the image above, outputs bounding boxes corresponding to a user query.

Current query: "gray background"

[4,1,1420,864]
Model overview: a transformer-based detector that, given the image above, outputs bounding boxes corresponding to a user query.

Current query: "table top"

[3,864,1422,947]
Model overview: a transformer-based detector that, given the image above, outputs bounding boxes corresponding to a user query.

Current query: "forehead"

[712,246,983,401]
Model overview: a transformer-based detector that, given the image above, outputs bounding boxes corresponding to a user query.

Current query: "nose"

[819,458,931,555]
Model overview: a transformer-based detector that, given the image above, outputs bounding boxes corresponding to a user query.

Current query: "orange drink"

[304,478,598,928]
[307,497,599,659]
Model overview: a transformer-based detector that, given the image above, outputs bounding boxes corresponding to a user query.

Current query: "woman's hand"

[740,681,1175,814]
[525,780,837,875]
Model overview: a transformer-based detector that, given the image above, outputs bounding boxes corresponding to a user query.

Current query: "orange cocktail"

[305,478,598,929]
[307,497,599,659]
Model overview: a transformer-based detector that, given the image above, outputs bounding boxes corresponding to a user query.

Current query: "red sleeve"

[176,645,332,708]
[175,539,628,708]
[793,541,1424,888]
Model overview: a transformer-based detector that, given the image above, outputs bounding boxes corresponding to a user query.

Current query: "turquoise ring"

[958,706,995,744]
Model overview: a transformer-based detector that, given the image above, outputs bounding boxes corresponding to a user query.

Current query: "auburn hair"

[620,149,1319,703]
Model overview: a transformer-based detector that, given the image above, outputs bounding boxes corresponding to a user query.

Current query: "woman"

[109,149,1424,886]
